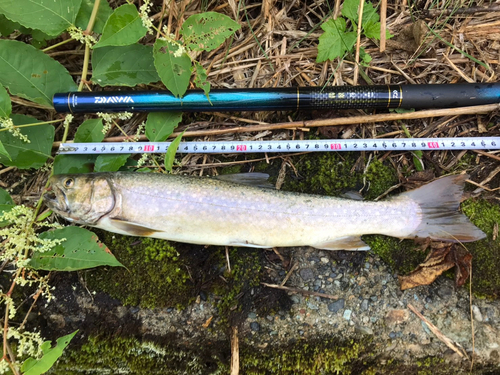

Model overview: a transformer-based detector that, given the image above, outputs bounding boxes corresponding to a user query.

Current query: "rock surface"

[43,246,500,373]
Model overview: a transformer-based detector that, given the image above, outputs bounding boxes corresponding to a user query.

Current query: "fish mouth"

[43,186,69,214]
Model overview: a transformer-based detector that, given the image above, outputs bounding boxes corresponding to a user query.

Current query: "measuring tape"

[58,137,500,155]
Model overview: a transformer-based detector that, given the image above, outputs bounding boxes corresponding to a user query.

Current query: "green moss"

[85,234,193,309]
[51,335,229,375]
[283,152,360,196]
[363,158,398,200]
[364,235,426,274]
[241,339,366,374]
[212,247,262,327]
[461,198,500,298]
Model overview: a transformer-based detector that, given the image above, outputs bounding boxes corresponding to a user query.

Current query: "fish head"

[44,174,115,225]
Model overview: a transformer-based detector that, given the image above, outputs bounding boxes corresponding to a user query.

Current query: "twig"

[262,282,339,300]
[472,150,500,162]
[280,262,298,286]
[230,326,239,375]
[379,0,387,52]
[469,263,475,372]
[353,0,364,85]
[423,5,500,17]
[407,303,467,358]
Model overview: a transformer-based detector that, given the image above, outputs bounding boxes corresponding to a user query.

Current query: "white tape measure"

[58,137,500,154]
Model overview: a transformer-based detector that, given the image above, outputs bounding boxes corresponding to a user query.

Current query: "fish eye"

[64,178,74,188]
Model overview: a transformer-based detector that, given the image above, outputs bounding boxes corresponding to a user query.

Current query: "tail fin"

[400,174,486,242]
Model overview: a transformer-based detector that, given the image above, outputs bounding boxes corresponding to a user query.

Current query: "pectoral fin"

[109,218,160,237]
[313,236,370,251]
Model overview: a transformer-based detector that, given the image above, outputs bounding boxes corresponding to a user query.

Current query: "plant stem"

[0,119,63,132]
[85,0,101,34]
[42,38,74,52]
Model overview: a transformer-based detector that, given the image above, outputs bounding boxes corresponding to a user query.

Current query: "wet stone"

[250,322,260,332]
[437,285,453,299]
[361,299,369,311]
[328,299,345,313]
[343,309,352,320]
[248,312,257,319]
[299,268,315,281]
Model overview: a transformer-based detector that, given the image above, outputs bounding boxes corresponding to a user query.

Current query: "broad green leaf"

[316,18,356,63]
[75,0,113,34]
[0,40,77,107]
[21,330,78,375]
[0,114,54,169]
[342,0,378,26]
[0,0,82,36]
[145,112,182,142]
[153,39,192,98]
[53,154,97,175]
[0,84,11,118]
[91,44,159,86]
[164,131,184,173]
[74,119,105,143]
[30,226,123,271]
[0,188,14,228]
[94,154,130,172]
[94,4,147,48]
[193,61,210,98]
[180,12,240,52]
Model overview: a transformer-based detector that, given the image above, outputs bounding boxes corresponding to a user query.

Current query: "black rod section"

[53,83,500,113]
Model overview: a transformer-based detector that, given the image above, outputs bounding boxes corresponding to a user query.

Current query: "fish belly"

[104,175,421,248]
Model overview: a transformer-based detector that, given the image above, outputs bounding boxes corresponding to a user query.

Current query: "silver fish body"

[43,172,486,250]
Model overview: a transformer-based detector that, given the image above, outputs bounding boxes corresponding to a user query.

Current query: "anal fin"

[109,218,160,237]
[312,236,370,251]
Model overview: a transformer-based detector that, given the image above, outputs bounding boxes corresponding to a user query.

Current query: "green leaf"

[153,39,192,98]
[180,12,240,52]
[193,61,210,98]
[316,18,357,62]
[0,0,82,36]
[94,4,147,48]
[164,131,184,173]
[0,188,14,228]
[0,114,54,169]
[53,154,97,175]
[0,40,77,107]
[145,112,182,142]
[75,0,113,34]
[30,226,123,271]
[21,330,78,375]
[91,44,160,87]
[94,154,130,172]
[0,84,11,118]
[74,119,104,143]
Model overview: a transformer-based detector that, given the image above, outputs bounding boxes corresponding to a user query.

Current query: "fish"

[43,172,486,250]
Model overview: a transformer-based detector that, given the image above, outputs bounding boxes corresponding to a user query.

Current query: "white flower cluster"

[0,117,29,143]
[159,27,187,57]
[68,26,97,47]
[7,327,44,358]
[139,0,154,34]
[96,112,133,134]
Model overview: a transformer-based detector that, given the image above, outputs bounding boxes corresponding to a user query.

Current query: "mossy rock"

[85,234,194,309]
[461,198,500,298]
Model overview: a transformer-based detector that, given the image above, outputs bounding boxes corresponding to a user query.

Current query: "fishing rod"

[53,83,500,113]
[58,136,500,155]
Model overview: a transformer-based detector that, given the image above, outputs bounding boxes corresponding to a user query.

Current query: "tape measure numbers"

[58,137,500,155]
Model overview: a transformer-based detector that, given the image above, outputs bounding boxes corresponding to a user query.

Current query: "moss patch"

[364,235,426,274]
[85,234,194,309]
[211,247,263,327]
[282,152,397,199]
[461,198,500,298]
